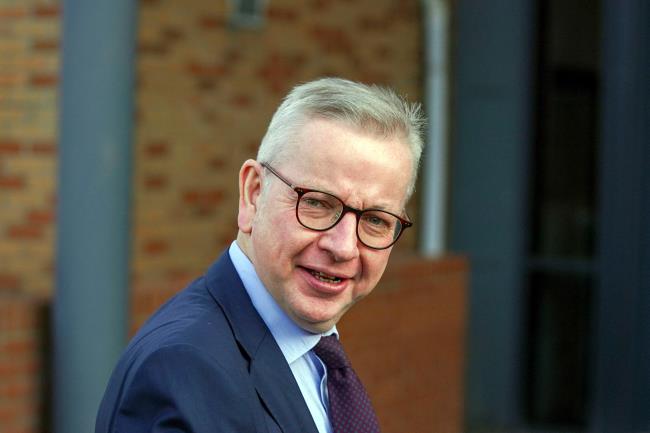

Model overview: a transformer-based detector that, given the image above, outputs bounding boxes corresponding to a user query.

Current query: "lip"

[297,266,352,296]
[302,264,354,281]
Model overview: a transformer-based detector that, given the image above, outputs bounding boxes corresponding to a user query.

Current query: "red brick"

[208,157,227,170]
[246,139,261,153]
[165,269,193,284]
[217,233,235,249]
[144,141,169,157]
[161,26,184,42]
[0,74,23,86]
[0,176,25,189]
[310,25,353,54]
[0,404,14,423]
[29,74,58,87]
[0,302,40,330]
[187,61,227,78]
[257,54,300,94]
[0,379,36,399]
[0,359,38,376]
[224,49,242,64]
[374,45,393,61]
[143,239,169,255]
[267,6,299,21]
[7,225,43,240]
[0,141,21,155]
[32,4,60,17]
[0,274,21,290]
[138,41,168,56]
[31,39,59,51]
[31,141,56,155]
[196,79,215,91]
[229,93,253,108]
[43,260,55,275]
[201,108,217,122]
[1,339,37,357]
[182,189,224,206]
[358,16,391,32]
[143,174,167,190]
[198,14,226,30]
[0,404,28,428]
[27,209,54,224]
[310,0,334,12]
[0,7,28,18]
[387,2,420,22]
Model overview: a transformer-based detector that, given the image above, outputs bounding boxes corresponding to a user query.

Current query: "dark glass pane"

[525,272,593,427]
[530,0,600,260]
[525,0,600,428]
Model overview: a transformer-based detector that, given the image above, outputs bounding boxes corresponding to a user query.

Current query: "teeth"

[310,270,341,283]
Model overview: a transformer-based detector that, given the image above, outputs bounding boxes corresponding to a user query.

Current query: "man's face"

[240,117,412,333]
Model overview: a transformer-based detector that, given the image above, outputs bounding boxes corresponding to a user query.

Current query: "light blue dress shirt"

[229,242,334,433]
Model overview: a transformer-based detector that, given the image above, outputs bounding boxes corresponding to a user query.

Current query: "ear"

[237,159,263,234]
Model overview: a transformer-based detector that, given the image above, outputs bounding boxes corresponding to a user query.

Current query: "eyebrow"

[314,186,404,215]
[264,163,406,216]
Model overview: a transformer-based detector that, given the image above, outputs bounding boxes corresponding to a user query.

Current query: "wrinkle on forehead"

[275,119,412,201]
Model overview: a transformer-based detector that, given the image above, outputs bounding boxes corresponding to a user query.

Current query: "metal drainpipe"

[54,1,137,432]
[420,0,450,257]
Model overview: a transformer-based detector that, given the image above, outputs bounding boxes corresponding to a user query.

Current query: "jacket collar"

[204,251,319,433]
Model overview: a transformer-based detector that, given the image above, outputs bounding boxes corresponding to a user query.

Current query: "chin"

[305,319,338,334]
[295,309,340,333]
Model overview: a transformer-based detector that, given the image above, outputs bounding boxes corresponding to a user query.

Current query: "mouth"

[298,266,350,285]
[308,269,342,284]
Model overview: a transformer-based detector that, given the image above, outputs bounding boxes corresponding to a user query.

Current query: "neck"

[236,232,252,260]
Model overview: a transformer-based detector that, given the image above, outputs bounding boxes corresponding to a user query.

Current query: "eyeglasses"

[261,162,412,250]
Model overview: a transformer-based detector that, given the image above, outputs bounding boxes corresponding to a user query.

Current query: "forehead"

[286,117,412,167]
[280,118,412,209]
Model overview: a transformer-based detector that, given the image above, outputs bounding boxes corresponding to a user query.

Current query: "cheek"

[252,211,308,266]
[359,251,391,290]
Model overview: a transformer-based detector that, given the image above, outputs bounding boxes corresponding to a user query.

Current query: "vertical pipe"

[54,1,137,432]
[451,0,535,427]
[420,0,450,256]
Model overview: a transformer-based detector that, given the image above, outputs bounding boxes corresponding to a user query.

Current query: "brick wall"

[341,254,468,433]
[0,0,423,301]
[0,1,60,299]
[0,294,48,433]
[0,3,59,427]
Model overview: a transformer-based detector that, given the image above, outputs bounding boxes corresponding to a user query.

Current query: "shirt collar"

[228,241,337,364]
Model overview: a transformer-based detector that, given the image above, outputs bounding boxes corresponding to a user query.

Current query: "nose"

[317,212,360,262]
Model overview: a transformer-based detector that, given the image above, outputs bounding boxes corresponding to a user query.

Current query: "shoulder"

[127,275,248,372]
[126,342,248,397]
[101,343,257,433]
[96,278,258,432]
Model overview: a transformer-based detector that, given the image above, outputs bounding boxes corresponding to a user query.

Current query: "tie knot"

[313,335,351,369]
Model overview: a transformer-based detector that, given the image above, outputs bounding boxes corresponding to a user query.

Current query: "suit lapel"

[250,332,321,433]
[205,252,319,433]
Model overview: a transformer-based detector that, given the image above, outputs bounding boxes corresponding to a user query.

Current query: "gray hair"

[256,77,426,199]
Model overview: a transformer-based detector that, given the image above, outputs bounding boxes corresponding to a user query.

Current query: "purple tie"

[313,335,381,433]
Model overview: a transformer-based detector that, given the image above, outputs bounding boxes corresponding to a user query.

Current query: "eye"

[363,213,390,228]
[303,197,328,208]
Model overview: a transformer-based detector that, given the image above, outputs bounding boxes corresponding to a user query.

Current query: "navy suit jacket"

[95,251,320,433]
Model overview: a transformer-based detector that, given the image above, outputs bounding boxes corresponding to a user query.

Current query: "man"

[95,77,425,433]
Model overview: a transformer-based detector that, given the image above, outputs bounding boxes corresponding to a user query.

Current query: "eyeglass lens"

[297,191,402,249]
